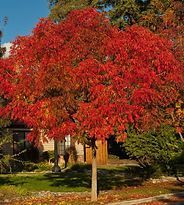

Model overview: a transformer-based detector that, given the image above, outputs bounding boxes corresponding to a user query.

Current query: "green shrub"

[23,162,38,172]
[48,150,54,160]
[35,161,53,171]
[171,150,184,177]
[0,155,25,173]
[41,150,54,162]
[124,126,183,178]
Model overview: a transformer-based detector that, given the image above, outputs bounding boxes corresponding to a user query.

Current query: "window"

[13,131,31,154]
[58,135,71,155]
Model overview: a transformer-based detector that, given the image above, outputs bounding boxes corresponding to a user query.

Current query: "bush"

[20,161,52,172]
[171,150,184,177]
[124,126,183,178]
[23,162,38,172]
[35,162,53,171]
[0,155,25,173]
[41,150,54,162]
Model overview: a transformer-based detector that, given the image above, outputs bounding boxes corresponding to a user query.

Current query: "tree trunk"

[91,139,97,201]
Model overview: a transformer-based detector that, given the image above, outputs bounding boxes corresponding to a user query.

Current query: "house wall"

[42,139,85,164]
[42,139,108,165]
[75,142,84,162]
[1,133,108,165]
[42,139,54,151]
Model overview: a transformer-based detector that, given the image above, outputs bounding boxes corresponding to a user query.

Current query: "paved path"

[108,192,184,205]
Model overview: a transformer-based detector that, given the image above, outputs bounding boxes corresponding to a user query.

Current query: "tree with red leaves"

[1,8,183,201]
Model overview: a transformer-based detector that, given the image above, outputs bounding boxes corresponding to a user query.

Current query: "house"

[1,121,39,162]
[41,137,108,165]
[2,122,108,165]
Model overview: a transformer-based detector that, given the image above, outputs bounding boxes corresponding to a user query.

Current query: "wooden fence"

[85,140,108,165]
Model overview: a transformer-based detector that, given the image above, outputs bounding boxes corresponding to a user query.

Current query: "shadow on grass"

[0,174,34,188]
[44,164,145,191]
[0,175,11,186]
[98,166,144,190]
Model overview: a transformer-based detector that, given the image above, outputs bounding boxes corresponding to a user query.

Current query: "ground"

[0,164,184,204]
[1,182,184,204]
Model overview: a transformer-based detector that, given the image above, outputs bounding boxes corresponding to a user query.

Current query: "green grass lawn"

[0,172,90,192]
[0,164,184,204]
[0,164,143,192]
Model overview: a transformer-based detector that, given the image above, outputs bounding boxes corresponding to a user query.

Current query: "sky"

[0,0,49,44]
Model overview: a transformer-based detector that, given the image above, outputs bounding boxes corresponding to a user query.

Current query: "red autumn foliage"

[0,8,183,144]
[0,58,15,98]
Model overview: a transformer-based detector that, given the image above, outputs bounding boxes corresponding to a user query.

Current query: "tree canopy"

[1,8,183,201]
[1,8,183,144]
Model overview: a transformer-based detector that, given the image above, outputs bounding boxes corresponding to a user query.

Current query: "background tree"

[48,0,183,29]
[2,8,183,200]
[48,0,149,26]
[48,0,99,22]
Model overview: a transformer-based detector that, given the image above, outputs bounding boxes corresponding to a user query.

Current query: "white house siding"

[42,139,54,151]
[42,139,85,163]
[75,142,84,162]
